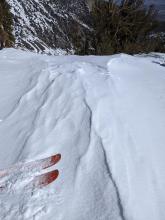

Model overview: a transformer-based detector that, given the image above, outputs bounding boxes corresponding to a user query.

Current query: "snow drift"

[0,49,165,220]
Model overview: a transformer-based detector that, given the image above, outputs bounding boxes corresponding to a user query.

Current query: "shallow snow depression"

[0,49,165,220]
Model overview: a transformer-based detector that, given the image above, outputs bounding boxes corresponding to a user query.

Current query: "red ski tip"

[0,154,61,192]
[32,170,59,189]
[44,154,61,169]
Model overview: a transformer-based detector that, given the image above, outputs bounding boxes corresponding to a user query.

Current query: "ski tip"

[36,169,59,189]
[43,153,61,169]
[51,154,61,163]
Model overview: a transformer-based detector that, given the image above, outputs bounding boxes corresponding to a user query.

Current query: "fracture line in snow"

[78,63,126,220]
[84,94,126,220]
[98,134,126,220]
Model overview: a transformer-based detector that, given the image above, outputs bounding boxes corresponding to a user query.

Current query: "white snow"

[0,49,165,220]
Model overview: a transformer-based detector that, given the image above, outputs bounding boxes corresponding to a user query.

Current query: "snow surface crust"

[0,49,165,220]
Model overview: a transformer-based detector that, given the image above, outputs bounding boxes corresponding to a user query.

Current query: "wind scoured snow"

[0,49,165,220]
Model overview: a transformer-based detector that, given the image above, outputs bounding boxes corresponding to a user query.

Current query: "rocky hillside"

[7,0,94,54]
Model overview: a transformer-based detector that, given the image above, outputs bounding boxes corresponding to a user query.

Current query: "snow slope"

[0,49,165,220]
[7,0,93,54]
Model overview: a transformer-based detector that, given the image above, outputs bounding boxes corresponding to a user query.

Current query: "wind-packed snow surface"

[0,49,165,220]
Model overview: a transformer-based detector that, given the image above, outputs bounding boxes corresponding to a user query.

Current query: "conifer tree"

[91,0,162,54]
[0,0,14,47]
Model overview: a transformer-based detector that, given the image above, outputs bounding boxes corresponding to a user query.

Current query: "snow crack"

[98,135,126,220]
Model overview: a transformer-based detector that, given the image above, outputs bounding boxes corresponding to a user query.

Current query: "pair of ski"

[0,154,61,193]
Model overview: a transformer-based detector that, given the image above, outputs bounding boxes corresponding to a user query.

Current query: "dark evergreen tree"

[91,0,163,54]
[0,0,14,47]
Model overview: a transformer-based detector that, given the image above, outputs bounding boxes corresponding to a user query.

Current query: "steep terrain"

[7,0,93,54]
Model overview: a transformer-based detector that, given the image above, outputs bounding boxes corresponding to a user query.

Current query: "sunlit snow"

[0,49,165,220]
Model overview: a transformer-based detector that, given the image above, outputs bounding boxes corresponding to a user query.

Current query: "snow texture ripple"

[0,49,165,220]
